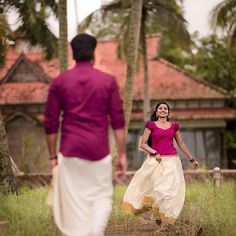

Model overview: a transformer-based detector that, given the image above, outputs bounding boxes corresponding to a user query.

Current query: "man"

[44,33,127,236]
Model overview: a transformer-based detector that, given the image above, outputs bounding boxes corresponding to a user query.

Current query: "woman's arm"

[174,131,199,169]
[140,128,158,155]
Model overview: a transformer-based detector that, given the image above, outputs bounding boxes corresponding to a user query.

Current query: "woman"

[122,101,199,225]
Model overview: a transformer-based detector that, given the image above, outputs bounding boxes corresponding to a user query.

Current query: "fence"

[15,168,236,189]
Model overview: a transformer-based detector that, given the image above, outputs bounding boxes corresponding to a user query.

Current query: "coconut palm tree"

[123,0,143,132]
[58,0,68,72]
[210,0,236,48]
[80,0,190,125]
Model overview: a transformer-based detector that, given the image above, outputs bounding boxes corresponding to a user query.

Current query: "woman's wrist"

[189,158,195,163]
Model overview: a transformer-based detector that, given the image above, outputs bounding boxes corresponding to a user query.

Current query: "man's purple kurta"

[44,61,125,161]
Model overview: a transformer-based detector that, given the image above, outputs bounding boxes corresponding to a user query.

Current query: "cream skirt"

[122,155,185,224]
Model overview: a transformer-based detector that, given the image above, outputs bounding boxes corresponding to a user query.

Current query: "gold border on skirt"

[122,195,176,224]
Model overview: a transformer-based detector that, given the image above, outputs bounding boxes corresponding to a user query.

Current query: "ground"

[106,220,160,236]
[105,219,204,236]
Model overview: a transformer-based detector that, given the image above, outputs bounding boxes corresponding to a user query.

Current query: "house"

[0,35,235,172]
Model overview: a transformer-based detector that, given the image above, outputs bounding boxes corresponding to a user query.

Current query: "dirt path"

[105,220,167,236]
[105,219,203,236]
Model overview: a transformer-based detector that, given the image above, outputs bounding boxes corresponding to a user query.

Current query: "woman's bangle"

[189,158,195,163]
[49,154,57,160]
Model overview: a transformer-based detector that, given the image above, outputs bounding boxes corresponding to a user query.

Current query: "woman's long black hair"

[147,101,170,147]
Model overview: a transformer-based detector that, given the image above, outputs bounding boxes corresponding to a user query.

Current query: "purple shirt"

[145,121,179,155]
[44,61,125,161]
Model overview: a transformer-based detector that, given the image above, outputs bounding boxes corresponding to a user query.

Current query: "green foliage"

[185,34,236,93]
[0,0,58,66]
[210,0,236,49]
[158,32,190,67]
[160,33,236,94]
[226,131,236,149]
[79,0,191,61]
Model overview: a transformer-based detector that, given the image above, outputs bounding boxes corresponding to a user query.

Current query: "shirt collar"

[75,61,93,68]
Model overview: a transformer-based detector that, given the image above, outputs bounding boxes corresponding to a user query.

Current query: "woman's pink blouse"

[145,121,179,155]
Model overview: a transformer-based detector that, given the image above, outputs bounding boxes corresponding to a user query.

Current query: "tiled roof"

[0,35,231,110]
[0,82,48,105]
[94,37,228,100]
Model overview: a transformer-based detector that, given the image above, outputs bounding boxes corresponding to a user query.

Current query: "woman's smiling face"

[156,103,169,119]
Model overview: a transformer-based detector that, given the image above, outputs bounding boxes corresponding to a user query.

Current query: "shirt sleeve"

[174,122,180,133]
[44,79,62,134]
[145,121,153,131]
[108,79,125,130]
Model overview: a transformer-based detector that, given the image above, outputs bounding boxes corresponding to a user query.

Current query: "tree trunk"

[123,0,143,134]
[0,117,18,194]
[58,0,68,72]
[140,14,150,122]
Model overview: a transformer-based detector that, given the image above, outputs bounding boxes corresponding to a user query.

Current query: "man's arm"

[44,79,61,169]
[113,128,127,176]
[108,79,127,176]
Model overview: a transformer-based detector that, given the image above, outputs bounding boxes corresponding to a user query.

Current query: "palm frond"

[210,0,236,29]
[1,0,58,59]
[144,1,191,50]
[79,0,191,57]
[210,0,236,48]
[14,0,57,59]
[0,13,12,67]
[79,0,130,33]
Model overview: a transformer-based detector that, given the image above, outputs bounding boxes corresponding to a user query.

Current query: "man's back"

[44,33,126,236]
[44,61,125,161]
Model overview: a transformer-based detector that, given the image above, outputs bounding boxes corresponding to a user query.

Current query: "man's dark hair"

[71,33,97,62]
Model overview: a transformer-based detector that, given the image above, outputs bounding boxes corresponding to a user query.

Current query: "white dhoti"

[122,155,185,224]
[50,153,113,236]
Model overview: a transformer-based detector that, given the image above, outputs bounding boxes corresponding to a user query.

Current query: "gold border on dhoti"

[122,195,176,224]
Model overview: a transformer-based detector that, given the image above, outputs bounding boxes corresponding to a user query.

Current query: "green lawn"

[0,182,236,236]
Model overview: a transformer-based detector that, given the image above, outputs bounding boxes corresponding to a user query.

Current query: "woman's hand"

[149,153,161,161]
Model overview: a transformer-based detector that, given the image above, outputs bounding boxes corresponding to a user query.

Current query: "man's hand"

[192,160,199,169]
[50,159,58,169]
[114,153,127,178]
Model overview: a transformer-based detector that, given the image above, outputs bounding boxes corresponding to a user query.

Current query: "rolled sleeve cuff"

[111,117,125,130]
[44,123,59,134]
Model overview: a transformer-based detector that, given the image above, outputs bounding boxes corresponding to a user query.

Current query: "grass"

[182,182,236,236]
[0,182,236,236]
[0,187,60,236]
